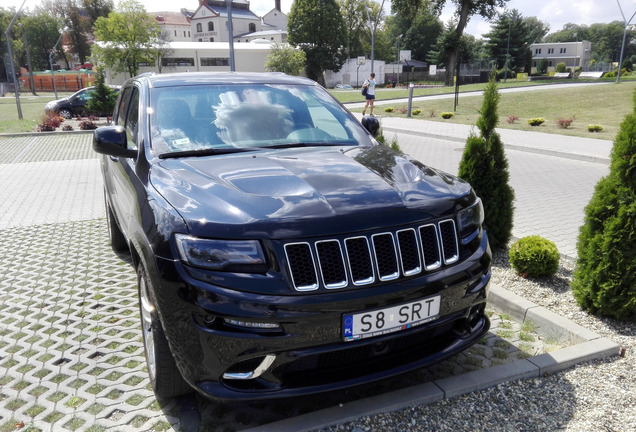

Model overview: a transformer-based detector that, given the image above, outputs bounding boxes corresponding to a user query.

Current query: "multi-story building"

[530,41,592,73]
[152,11,192,42]
[152,0,288,44]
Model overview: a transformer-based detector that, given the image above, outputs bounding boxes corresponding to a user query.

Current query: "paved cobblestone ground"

[0,134,565,431]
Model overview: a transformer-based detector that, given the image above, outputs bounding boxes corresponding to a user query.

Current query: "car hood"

[151,145,472,239]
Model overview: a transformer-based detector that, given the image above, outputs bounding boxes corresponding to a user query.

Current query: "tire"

[58,108,73,119]
[138,264,190,399]
[104,196,128,252]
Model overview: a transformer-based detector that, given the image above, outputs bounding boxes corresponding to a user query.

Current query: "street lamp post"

[363,0,375,73]
[226,0,235,71]
[396,34,403,86]
[50,27,68,100]
[5,0,26,120]
[504,16,516,83]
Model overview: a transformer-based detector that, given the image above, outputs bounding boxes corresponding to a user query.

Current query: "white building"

[530,41,593,73]
[102,41,276,85]
[153,0,287,43]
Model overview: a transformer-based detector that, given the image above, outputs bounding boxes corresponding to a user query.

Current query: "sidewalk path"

[355,115,612,259]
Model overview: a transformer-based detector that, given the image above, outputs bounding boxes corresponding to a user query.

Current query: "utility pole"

[5,0,26,120]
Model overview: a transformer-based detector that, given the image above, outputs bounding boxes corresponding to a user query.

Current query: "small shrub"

[441,112,454,119]
[556,62,567,73]
[507,115,519,124]
[384,107,394,113]
[390,136,401,152]
[412,109,421,115]
[509,235,560,278]
[62,125,74,131]
[528,118,545,126]
[587,124,604,132]
[79,120,98,130]
[37,123,56,132]
[556,116,575,129]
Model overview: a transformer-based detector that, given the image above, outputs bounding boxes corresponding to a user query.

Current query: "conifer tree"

[571,89,636,322]
[458,73,515,249]
[86,68,116,117]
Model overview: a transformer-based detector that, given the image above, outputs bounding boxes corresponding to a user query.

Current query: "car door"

[106,85,141,238]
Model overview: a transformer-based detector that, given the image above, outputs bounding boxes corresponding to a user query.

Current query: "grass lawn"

[2,78,636,139]
[341,79,636,140]
[0,93,73,134]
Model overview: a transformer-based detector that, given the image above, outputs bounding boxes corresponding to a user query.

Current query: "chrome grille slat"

[344,237,375,286]
[285,219,459,291]
[316,240,348,289]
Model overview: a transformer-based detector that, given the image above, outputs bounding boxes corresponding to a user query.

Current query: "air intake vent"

[285,220,459,291]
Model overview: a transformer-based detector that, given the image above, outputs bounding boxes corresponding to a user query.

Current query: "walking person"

[361,72,376,116]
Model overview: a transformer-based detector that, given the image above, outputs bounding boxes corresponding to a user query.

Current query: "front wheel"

[58,108,73,119]
[138,264,190,399]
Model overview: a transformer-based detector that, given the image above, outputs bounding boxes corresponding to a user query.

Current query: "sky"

[4,0,633,38]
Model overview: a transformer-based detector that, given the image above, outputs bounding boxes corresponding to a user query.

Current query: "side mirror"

[93,125,137,158]
[361,115,380,138]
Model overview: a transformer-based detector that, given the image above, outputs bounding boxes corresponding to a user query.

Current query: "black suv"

[93,72,491,401]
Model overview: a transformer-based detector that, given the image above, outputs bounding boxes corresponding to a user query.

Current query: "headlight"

[457,198,484,238]
[175,235,267,272]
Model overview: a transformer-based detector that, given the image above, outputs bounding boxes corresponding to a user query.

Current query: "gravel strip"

[319,250,635,432]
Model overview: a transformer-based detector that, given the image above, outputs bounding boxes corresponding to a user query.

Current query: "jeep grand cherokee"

[93,72,491,400]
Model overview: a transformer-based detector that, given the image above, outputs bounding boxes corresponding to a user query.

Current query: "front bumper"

[150,232,491,400]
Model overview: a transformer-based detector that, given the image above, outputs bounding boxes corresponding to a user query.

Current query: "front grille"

[284,220,459,291]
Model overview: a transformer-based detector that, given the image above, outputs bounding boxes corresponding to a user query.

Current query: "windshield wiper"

[264,142,355,149]
[158,147,258,159]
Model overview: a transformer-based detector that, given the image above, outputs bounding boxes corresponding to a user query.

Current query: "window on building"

[535,48,542,55]
[188,31,191,37]
[196,23,202,32]
[162,57,195,67]
[560,48,567,54]
[198,38,202,42]
[210,37,214,42]
[200,57,229,66]
[548,48,554,54]
[183,31,186,37]
[174,30,177,37]
[249,23,256,32]
[208,22,214,31]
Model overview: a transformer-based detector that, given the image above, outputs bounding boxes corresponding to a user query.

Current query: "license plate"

[343,295,441,342]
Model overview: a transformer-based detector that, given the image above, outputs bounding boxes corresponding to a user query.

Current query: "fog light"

[223,318,280,330]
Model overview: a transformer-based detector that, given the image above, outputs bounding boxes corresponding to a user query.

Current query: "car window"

[149,83,372,156]
[115,87,133,126]
[125,88,140,149]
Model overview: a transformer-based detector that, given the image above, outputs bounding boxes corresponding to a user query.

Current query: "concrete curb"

[243,283,621,432]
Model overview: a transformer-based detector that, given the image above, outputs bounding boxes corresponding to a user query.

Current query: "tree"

[340,0,367,58]
[402,6,444,62]
[19,11,63,71]
[393,0,509,85]
[484,9,536,74]
[572,89,636,322]
[86,67,116,116]
[458,72,514,249]
[288,0,347,83]
[522,16,550,44]
[92,0,160,78]
[265,43,306,75]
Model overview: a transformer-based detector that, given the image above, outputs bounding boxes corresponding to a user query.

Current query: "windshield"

[149,83,372,156]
